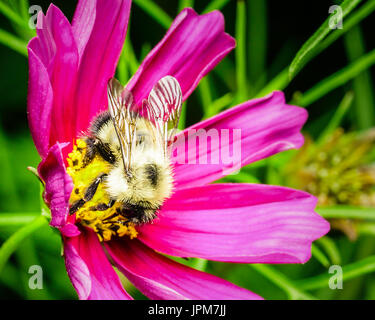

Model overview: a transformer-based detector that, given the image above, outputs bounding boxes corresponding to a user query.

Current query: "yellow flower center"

[67,139,137,241]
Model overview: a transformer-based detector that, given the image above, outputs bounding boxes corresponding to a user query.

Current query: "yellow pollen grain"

[67,139,137,241]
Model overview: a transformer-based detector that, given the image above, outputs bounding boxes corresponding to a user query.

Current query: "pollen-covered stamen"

[67,139,137,241]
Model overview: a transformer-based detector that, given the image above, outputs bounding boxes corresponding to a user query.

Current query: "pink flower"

[27,0,329,300]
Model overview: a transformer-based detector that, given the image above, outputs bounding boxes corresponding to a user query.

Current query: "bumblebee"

[69,76,182,225]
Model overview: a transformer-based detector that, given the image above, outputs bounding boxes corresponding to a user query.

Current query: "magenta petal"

[172,91,307,189]
[138,184,330,264]
[74,0,131,134]
[27,44,53,158]
[105,239,262,300]
[71,0,97,58]
[38,143,73,229]
[127,8,235,105]
[30,5,79,147]
[64,229,133,300]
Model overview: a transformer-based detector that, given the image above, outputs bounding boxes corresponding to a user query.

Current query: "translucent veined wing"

[107,78,138,174]
[144,76,182,156]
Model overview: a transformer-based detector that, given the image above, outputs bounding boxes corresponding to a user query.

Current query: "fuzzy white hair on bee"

[70,76,182,225]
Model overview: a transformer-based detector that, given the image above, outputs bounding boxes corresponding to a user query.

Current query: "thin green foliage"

[235,0,247,103]
[317,91,354,145]
[317,206,375,220]
[178,0,194,13]
[133,0,172,29]
[288,0,362,80]
[248,0,267,91]
[0,215,47,276]
[344,26,375,129]
[293,48,375,107]
[250,264,317,300]
[202,0,230,14]
[311,244,330,268]
[0,28,27,56]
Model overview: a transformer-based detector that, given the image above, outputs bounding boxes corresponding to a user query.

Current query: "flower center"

[67,139,137,241]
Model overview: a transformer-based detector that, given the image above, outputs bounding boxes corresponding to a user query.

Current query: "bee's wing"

[145,76,182,155]
[107,78,138,173]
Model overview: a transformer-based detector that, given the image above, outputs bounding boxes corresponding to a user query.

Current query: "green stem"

[250,264,317,300]
[0,28,27,56]
[288,0,362,80]
[255,68,289,98]
[316,91,354,145]
[344,26,375,129]
[316,236,342,265]
[198,77,212,109]
[293,49,375,107]
[0,215,47,275]
[178,0,194,13]
[203,93,233,119]
[0,1,28,28]
[311,244,330,268]
[178,102,187,130]
[202,0,230,13]
[248,0,267,91]
[317,206,375,220]
[317,0,375,58]
[235,0,247,103]
[133,0,172,29]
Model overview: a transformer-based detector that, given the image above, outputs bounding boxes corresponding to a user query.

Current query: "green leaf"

[293,48,375,107]
[133,0,172,29]
[288,0,362,80]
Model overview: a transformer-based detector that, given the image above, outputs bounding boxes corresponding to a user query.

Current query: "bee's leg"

[91,199,115,211]
[69,174,107,215]
[69,199,86,215]
[84,173,107,202]
[82,137,97,167]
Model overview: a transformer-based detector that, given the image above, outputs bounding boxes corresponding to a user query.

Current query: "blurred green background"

[0,0,375,300]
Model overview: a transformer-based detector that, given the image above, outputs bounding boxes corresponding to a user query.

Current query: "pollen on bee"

[67,139,138,242]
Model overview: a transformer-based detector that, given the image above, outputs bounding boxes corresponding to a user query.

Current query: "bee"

[69,76,182,224]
